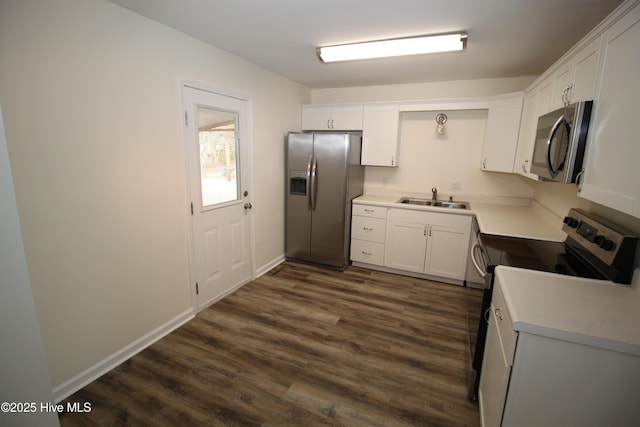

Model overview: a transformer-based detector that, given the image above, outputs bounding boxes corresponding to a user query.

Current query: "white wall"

[0,0,308,395]
[533,181,640,236]
[0,105,59,426]
[311,76,536,104]
[365,109,534,201]
[312,77,538,201]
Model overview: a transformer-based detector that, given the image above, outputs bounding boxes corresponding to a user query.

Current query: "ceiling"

[107,0,624,89]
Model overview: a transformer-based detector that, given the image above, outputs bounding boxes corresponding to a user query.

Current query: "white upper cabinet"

[579,3,640,218]
[514,91,539,179]
[571,37,602,103]
[549,37,602,111]
[517,34,599,180]
[480,92,524,173]
[361,104,400,167]
[301,104,363,130]
[549,65,574,111]
[515,81,551,179]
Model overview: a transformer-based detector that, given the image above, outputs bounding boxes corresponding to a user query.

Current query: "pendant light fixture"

[317,32,467,63]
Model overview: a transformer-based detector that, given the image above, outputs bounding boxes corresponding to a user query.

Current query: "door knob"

[244,203,252,210]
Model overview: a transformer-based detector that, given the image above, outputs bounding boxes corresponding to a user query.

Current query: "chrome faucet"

[431,187,437,201]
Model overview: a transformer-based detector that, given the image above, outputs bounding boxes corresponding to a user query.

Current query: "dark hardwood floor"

[60,261,482,426]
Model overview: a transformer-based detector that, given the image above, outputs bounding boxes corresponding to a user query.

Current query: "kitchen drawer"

[351,240,385,265]
[353,204,388,219]
[492,282,517,365]
[351,216,386,243]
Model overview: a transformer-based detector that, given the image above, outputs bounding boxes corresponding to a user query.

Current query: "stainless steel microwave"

[531,101,593,183]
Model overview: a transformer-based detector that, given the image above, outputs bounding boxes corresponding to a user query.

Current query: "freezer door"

[310,133,351,266]
[286,133,313,261]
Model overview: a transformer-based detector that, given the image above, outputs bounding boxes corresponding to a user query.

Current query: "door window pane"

[197,107,240,207]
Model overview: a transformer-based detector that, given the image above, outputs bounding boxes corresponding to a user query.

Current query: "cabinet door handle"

[327,119,331,129]
[562,84,573,107]
[482,158,487,169]
[495,308,503,321]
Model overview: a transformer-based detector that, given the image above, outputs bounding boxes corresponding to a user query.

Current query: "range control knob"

[599,239,615,251]
[563,216,579,228]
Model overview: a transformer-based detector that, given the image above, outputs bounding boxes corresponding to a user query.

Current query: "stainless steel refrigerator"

[286,132,364,269]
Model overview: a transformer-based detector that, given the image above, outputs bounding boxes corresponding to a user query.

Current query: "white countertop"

[354,194,566,241]
[496,266,640,356]
[471,202,566,241]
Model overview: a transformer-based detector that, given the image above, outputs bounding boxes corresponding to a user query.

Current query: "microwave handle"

[546,115,569,177]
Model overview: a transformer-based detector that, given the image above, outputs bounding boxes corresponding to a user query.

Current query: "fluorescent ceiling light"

[317,33,467,63]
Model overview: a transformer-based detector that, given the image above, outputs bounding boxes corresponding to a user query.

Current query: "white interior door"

[182,83,253,310]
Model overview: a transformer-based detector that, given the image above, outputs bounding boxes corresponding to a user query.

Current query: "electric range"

[468,208,638,400]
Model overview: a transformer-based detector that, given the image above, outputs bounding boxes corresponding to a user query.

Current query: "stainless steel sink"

[398,197,468,209]
[431,201,469,209]
[399,197,432,206]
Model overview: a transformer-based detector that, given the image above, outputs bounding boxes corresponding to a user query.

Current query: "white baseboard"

[351,261,465,286]
[256,254,285,278]
[53,308,195,403]
[53,256,286,402]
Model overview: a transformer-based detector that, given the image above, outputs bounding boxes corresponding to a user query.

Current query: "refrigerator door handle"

[306,155,313,210]
[310,156,318,211]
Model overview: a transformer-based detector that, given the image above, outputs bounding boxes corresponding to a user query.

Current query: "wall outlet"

[450,180,462,191]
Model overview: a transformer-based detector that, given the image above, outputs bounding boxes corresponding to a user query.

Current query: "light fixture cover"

[317,33,467,63]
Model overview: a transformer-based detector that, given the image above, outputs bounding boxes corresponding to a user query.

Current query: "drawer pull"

[361,251,372,256]
[363,227,373,232]
[364,208,374,213]
[495,308,503,321]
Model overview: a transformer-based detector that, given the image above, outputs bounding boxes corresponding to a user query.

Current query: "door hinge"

[184,111,188,126]
[195,282,199,294]
[190,202,194,215]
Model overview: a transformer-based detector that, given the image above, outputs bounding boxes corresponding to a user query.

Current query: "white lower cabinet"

[479,301,512,427]
[350,204,472,284]
[480,274,640,427]
[479,278,517,427]
[350,205,387,266]
[384,208,471,283]
[385,218,427,272]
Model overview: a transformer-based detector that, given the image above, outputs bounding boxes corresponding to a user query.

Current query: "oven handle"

[471,241,487,278]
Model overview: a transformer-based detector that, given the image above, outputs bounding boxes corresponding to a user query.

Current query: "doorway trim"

[179,78,256,311]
